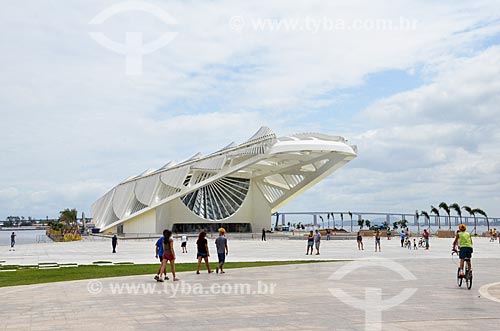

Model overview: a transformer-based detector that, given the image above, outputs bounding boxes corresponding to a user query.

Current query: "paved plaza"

[1,236,500,330]
[3,234,500,266]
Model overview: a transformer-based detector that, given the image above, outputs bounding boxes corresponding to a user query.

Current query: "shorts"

[375,238,381,243]
[181,242,187,247]
[459,247,473,260]
[158,256,163,262]
[315,242,320,249]
[162,253,175,261]
[197,252,208,258]
[217,252,226,264]
[307,241,314,247]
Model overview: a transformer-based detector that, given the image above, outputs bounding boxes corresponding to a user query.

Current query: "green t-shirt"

[458,231,473,248]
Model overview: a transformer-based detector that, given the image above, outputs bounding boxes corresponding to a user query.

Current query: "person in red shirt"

[423,229,430,250]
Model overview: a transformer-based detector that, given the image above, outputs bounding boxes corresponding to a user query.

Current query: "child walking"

[215,228,229,274]
[374,230,381,252]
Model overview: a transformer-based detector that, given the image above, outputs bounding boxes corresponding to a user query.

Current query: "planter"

[437,230,455,238]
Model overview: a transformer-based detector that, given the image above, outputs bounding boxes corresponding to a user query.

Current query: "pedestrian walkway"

[2,236,499,266]
[1,258,499,330]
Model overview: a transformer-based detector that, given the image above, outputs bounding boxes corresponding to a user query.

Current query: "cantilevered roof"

[91,127,357,231]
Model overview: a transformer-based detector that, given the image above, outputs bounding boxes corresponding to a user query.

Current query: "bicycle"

[452,249,472,290]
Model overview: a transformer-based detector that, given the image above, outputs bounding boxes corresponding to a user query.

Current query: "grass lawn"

[0,260,339,288]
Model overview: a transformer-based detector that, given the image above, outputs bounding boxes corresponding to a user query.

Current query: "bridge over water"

[274,211,498,232]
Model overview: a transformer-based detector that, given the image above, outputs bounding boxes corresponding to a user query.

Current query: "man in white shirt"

[181,235,188,253]
[314,230,321,255]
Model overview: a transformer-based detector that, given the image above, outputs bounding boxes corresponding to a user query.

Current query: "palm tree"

[472,208,489,232]
[400,218,408,229]
[365,219,371,228]
[331,213,335,229]
[420,211,430,231]
[349,211,353,232]
[462,206,476,235]
[439,202,451,230]
[319,215,324,229]
[392,221,399,230]
[449,203,462,226]
[430,205,440,229]
[59,208,77,226]
[340,213,344,230]
[358,219,364,229]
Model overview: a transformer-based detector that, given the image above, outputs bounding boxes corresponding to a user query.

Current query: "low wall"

[437,230,455,238]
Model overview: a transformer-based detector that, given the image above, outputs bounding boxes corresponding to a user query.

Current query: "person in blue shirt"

[154,229,168,281]
[215,228,228,274]
[400,230,405,247]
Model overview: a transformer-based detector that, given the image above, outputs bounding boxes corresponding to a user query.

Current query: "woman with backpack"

[158,230,179,281]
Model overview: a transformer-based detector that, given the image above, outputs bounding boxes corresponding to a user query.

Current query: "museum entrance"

[172,223,252,233]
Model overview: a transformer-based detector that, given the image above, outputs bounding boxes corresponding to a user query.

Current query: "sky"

[1,0,500,220]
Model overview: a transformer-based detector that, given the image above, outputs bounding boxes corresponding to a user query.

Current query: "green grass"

[0,260,338,288]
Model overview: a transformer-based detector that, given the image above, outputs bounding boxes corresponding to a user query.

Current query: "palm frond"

[472,208,487,218]
[430,206,440,216]
[461,205,473,215]
[449,203,461,217]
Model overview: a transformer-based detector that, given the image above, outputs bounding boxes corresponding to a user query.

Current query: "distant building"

[91,127,357,234]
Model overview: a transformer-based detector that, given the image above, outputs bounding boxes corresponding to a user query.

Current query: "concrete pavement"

[2,235,500,266]
[1,236,500,330]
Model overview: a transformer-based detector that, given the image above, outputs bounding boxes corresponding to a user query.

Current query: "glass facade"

[172,222,252,233]
[181,177,250,220]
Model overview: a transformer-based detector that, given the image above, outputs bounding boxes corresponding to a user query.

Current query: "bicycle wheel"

[466,270,472,290]
[457,268,463,287]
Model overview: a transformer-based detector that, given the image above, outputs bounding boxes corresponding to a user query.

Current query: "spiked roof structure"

[91,127,357,231]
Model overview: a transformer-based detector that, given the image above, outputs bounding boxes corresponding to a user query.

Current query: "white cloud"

[325,46,500,214]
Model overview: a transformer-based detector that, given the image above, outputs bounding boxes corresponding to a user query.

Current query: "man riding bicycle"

[452,224,473,277]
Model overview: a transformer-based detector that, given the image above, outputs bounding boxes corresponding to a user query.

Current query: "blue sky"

[1,1,500,220]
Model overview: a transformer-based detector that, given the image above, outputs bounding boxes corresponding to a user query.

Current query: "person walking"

[111,235,118,253]
[159,230,179,281]
[423,229,430,250]
[261,228,266,241]
[357,231,364,250]
[306,231,314,255]
[196,231,214,274]
[154,229,167,281]
[400,229,405,247]
[181,234,188,253]
[314,230,321,255]
[375,230,381,252]
[10,232,16,250]
[386,227,391,240]
[215,228,229,274]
